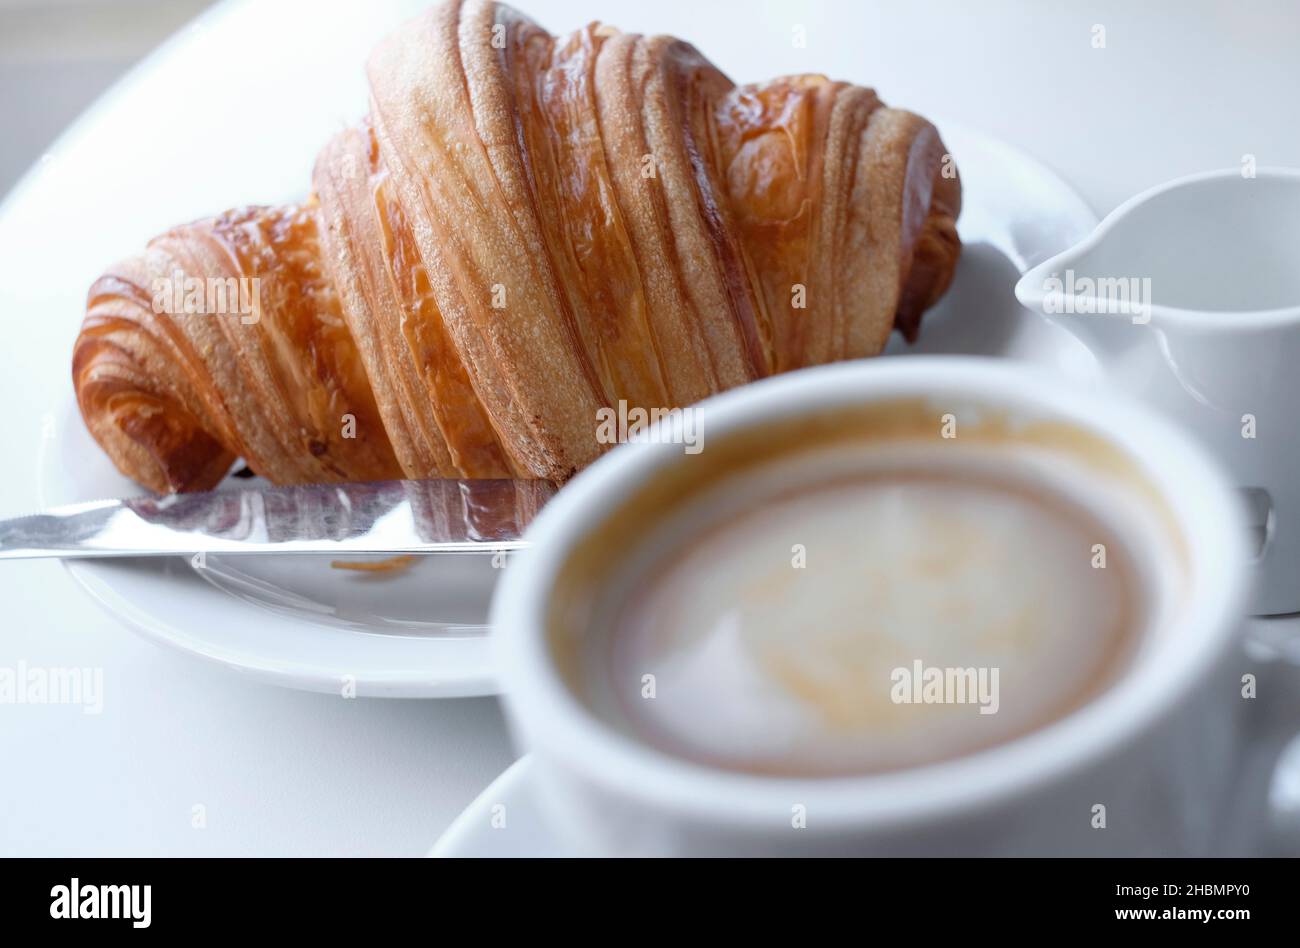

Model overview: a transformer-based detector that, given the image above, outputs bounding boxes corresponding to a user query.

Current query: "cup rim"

[492,357,1247,832]
[1015,166,1300,329]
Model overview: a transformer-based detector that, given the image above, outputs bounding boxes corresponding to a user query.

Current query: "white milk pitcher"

[1016,168,1300,616]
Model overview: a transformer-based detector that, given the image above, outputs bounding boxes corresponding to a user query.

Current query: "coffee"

[581,444,1158,777]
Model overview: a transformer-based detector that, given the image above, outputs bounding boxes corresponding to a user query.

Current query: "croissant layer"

[74,0,961,493]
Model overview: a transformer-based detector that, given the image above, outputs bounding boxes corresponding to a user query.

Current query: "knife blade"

[0,479,557,560]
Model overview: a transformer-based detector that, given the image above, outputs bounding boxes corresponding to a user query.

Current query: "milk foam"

[588,443,1165,776]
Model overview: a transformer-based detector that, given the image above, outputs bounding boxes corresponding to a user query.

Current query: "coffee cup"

[492,357,1250,855]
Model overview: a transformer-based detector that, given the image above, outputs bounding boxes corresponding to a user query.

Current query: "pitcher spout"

[1015,257,1154,360]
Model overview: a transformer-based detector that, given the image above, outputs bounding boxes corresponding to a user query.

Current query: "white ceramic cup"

[1015,168,1300,616]
[492,357,1250,855]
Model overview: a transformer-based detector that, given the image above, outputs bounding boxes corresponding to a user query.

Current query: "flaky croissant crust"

[74,0,961,494]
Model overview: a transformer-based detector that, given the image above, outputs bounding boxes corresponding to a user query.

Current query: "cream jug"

[1016,168,1300,615]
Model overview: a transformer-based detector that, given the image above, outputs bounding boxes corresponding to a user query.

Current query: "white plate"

[38,407,502,698]
[37,120,1099,698]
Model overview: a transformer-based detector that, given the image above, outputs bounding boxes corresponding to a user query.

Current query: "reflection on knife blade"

[0,479,558,560]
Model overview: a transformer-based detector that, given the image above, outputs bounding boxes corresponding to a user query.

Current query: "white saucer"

[37,120,1100,698]
[427,756,569,857]
[432,615,1300,856]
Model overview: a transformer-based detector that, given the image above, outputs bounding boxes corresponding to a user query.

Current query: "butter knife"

[0,479,556,560]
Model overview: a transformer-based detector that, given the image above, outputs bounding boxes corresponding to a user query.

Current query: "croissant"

[73,0,961,494]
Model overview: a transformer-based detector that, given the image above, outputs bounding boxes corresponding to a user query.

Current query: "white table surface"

[2,0,1298,856]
